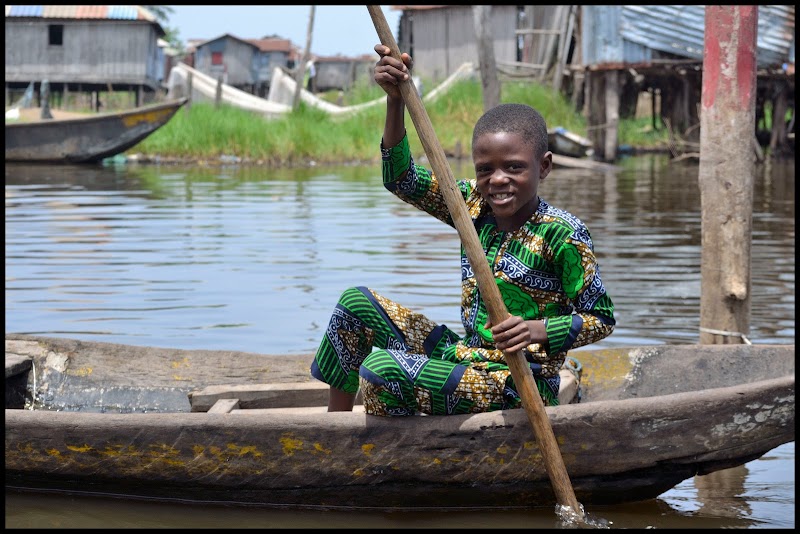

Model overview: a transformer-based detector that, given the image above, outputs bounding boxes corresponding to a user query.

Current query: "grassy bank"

[133,79,670,166]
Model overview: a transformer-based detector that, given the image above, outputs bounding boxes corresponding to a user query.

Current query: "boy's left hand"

[487,315,533,354]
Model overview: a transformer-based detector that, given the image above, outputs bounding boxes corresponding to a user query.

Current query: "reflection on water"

[3,155,795,528]
[5,156,794,353]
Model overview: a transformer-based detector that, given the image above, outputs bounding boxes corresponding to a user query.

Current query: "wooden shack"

[248,37,295,97]
[579,5,795,160]
[193,34,296,97]
[313,54,375,93]
[394,5,520,83]
[193,34,258,93]
[4,5,166,109]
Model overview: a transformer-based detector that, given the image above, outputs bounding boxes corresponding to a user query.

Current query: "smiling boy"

[310,45,616,415]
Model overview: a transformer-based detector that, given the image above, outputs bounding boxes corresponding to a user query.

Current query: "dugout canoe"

[4,334,795,511]
[548,127,593,158]
[5,98,187,164]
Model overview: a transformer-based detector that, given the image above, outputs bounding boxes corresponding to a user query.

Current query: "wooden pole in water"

[698,6,758,345]
[293,5,316,110]
[366,4,584,519]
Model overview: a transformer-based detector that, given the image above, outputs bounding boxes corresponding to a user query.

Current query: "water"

[4,155,795,528]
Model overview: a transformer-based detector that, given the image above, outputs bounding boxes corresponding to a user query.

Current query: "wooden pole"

[698,5,757,345]
[215,75,223,108]
[293,5,316,110]
[366,4,584,518]
[472,5,500,112]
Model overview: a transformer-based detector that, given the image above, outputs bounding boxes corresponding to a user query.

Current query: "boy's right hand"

[373,44,413,100]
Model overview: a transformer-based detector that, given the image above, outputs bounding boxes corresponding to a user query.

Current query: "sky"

[166,5,402,58]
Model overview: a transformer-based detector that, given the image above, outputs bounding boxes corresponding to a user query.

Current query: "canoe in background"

[5,98,187,164]
[4,335,795,511]
[548,126,594,158]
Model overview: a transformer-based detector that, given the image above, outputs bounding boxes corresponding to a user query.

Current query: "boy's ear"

[540,151,553,179]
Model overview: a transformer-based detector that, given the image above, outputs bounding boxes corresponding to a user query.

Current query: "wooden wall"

[397,5,519,83]
[4,20,161,89]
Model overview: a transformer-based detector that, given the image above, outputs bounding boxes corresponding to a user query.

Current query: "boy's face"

[473,131,552,231]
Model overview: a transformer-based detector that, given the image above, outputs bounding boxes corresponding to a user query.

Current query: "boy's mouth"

[490,192,513,202]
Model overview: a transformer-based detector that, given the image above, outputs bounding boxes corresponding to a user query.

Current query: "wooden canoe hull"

[4,337,795,510]
[5,98,187,164]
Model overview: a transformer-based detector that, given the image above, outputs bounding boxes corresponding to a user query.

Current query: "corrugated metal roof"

[75,5,108,19]
[108,5,137,20]
[582,5,795,69]
[5,5,156,22]
[135,5,156,21]
[247,38,293,53]
[42,5,79,19]
[757,5,796,65]
[8,5,44,17]
[390,5,447,11]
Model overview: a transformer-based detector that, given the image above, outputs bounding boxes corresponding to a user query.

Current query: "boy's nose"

[489,171,510,184]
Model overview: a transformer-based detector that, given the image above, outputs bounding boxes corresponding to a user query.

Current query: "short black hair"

[471,103,549,158]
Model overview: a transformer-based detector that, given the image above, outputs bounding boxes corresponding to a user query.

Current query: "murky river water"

[4,155,794,528]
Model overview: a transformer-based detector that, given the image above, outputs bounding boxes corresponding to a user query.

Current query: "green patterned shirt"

[381,134,615,376]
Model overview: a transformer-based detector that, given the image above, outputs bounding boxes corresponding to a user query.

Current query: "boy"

[310,45,615,415]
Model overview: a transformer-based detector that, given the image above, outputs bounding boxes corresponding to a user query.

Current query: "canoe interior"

[4,335,794,414]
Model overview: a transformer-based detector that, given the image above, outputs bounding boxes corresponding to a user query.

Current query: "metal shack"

[392,5,795,160]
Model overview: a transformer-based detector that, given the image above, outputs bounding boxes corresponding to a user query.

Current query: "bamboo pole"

[293,5,316,110]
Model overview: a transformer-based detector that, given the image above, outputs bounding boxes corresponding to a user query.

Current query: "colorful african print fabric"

[310,135,615,416]
[310,286,561,415]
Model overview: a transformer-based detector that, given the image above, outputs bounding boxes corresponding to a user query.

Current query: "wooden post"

[215,75,223,108]
[768,83,789,156]
[586,70,606,157]
[186,72,193,111]
[293,5,316,110]
[552,5,576,93]
[570,9,584,110]
[40,80,53,119]
[698,5,758,345]
[602,70,619,162]
[472,5,500,112]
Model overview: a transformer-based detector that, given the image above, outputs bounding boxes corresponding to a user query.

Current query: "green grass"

[133,78,670,165]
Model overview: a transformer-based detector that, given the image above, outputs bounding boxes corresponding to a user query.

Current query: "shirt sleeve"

[381,133,411,184]
[379,133,457,227]
[545,234,616,353]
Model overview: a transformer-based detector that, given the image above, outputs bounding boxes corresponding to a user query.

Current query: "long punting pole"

[366,5,584,518]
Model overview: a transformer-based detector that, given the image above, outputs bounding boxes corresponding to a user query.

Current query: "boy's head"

[471,103,553,231]
[472,103,549,160]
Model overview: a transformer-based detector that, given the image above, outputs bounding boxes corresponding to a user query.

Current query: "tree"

[144,5,184,54]
[143,5,173,22]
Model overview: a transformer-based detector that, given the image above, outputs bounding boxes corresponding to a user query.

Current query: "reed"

[134,78,669,165]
